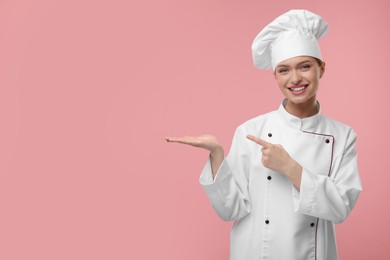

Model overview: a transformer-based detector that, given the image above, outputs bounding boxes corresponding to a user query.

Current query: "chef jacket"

[200,99,362,260]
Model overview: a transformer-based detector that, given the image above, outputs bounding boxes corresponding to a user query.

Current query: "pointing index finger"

[246,134,272,148]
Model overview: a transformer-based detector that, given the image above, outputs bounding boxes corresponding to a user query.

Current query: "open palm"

[165,134,221,153]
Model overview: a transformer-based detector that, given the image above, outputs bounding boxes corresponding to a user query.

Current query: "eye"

[300,64,311,71]
[277,68,288,74]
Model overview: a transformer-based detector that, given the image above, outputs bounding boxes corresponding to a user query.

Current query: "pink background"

[0,0,388,259]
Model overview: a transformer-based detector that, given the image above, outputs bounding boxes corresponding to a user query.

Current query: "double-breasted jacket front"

[200,100,362,260]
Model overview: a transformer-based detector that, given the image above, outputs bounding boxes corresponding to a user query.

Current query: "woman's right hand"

[165,135,224,177]
[165,134,222,154]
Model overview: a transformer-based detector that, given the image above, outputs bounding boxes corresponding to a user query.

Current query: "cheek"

[275,75,287,88]
[309,77,320,91]
[314,68,323,80]
[307,71,321,85]
[278,79,288,92]
[314,73,321,84]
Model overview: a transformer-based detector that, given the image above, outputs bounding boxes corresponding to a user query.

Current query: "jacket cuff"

[199,156,229,194]
[292,168,317,214]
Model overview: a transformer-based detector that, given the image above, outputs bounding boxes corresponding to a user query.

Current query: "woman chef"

[166,9,362,260]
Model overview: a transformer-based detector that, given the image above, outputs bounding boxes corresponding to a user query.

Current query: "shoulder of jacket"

[321,114,357,137]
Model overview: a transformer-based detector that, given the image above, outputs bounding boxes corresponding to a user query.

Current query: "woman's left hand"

[246,134,302,189]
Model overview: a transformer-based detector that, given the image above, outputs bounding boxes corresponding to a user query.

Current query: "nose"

[291,70,302,85]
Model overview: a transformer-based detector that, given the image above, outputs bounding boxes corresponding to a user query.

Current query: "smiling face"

[274,56,325,117]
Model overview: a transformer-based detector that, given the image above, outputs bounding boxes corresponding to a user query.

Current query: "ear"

[319,61,326,79]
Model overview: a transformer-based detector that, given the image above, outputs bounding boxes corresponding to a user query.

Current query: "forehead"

[276,56,317,67]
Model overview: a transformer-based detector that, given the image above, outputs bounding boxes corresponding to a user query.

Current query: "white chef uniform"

[200,99,362,260]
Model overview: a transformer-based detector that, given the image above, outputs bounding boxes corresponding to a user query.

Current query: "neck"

[284,98,318,118]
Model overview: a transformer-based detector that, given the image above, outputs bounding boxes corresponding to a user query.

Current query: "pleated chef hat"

[252,9,329,70]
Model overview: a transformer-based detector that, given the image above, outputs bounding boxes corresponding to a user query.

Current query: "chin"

[286,95,316,105]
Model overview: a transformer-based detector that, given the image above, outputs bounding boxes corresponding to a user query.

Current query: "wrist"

[210,146,224,179]
[285,160,302,178]
[210,146,224,159]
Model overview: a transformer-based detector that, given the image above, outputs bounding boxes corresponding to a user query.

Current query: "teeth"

[291,86,305,91]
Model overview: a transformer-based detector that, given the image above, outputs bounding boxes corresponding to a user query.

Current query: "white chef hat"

[252,9,329,70]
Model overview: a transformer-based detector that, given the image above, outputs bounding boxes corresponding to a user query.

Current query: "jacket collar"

[277,99,322,131]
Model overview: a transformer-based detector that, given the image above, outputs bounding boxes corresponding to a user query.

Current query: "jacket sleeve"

[292,129,362,224]
[199,126,252,221]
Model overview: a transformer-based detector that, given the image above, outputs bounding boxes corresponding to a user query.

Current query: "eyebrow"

[276,59,313,69]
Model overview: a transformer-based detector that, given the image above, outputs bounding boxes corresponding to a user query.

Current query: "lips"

[288,85,308,95]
